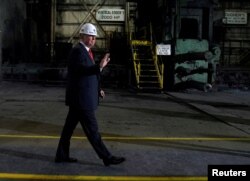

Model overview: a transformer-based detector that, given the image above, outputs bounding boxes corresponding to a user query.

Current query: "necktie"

[88,49,94,63]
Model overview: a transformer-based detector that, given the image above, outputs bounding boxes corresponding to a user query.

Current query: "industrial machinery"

[1,0,250,90]
[126,0,222,92]
[127,0,250,91]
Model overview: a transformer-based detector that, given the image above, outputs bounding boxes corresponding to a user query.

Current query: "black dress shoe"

[55,157,78,163]
[103,156,125,166]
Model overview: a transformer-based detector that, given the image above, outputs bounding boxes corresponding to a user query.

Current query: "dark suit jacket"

[65,43,101,110]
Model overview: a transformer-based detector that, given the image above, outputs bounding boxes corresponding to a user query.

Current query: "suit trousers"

[56,106,112,160]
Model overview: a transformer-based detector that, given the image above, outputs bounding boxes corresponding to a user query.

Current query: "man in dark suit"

[55,23,125,166]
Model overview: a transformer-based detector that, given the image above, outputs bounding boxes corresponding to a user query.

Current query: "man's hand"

[100,90,105,99]
[99,53,110,69]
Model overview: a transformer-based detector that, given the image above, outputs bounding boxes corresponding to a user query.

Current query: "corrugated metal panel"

[55,0,126,50]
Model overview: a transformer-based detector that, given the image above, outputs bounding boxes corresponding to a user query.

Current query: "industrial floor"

[0,81,249,181]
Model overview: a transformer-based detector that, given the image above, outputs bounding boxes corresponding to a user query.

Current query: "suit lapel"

[79,43,95,65]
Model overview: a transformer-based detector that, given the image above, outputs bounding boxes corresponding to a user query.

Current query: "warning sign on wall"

[96,9,125,22]
[224,11,248,24]
[156,44,171,55]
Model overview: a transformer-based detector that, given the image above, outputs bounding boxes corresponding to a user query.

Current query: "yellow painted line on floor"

[0,134,250,141]
[0,173,207,181]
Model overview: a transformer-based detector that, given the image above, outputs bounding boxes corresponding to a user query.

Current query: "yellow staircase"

[126,2,163,92]
[130,40,164,92]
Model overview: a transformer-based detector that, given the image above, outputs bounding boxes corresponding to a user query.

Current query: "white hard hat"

[79,23,98,36]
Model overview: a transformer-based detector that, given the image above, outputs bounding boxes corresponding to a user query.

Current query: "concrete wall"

[0,0,26,81]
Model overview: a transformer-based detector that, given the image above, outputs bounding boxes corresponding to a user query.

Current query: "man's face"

[82,34,96,48]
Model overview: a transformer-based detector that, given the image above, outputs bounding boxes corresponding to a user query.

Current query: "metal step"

[131,40,162,90]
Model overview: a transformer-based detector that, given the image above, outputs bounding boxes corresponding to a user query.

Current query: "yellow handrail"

[153,47,164,89]
[130,39,164,89]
